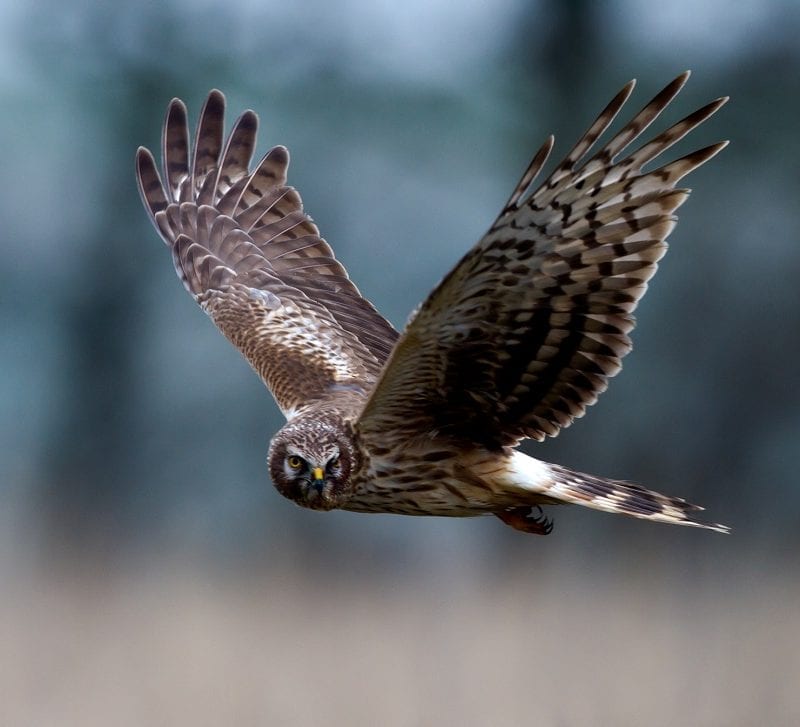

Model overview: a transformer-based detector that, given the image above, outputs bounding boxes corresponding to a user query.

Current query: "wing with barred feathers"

[358,72,727,447]
[136,90,399,418]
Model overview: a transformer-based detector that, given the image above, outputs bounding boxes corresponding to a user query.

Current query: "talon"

[496,505,554,535]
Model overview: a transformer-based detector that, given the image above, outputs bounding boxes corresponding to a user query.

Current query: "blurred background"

[1,0,798,724]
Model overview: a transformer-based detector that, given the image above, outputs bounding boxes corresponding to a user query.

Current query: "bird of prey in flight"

[136,72,728,535]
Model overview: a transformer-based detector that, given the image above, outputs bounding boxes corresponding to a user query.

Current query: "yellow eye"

[287,455,304,469]
[328,456,340,469]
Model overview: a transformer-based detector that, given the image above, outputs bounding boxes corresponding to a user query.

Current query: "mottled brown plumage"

[137,73,729,534]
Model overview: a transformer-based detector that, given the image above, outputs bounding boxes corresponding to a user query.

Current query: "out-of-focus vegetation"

[1,0,798,724]
[3,561,797,726]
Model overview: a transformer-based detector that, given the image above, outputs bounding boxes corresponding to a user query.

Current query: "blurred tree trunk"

[39,78,161,553]
[28,2,197,554]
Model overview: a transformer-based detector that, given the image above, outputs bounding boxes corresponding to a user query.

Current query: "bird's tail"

[499,450,729,533]
[545,461,729,532]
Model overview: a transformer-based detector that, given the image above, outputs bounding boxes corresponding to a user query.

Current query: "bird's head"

[268,417,357,510]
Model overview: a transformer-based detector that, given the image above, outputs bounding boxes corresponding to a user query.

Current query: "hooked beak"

[311,467,325,492]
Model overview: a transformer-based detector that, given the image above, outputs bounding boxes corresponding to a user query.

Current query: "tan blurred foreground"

[2,557,797,726]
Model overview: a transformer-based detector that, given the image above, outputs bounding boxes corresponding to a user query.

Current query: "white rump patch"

[506,450,552,493]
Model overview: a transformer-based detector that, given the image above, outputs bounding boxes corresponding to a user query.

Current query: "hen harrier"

[136,72,728,535]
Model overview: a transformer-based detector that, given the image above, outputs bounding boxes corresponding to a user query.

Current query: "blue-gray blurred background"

[1,0,798,724]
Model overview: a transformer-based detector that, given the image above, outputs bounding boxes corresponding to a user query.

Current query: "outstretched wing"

[358,72,727,447]
[136,90,399,418]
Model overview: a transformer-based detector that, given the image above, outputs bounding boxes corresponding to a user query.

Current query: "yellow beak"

[312,467,324,482]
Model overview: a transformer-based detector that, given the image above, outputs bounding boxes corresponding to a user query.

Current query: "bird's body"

[137,73,729,535]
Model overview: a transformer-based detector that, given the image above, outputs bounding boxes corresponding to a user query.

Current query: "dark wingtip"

[205,89,226,110]
[134,145,168,228]
[672,70,691,87]
[236,109,259,133]
[165,97,188,124]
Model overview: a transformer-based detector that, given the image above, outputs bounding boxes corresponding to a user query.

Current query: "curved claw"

[495,505,554,535]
